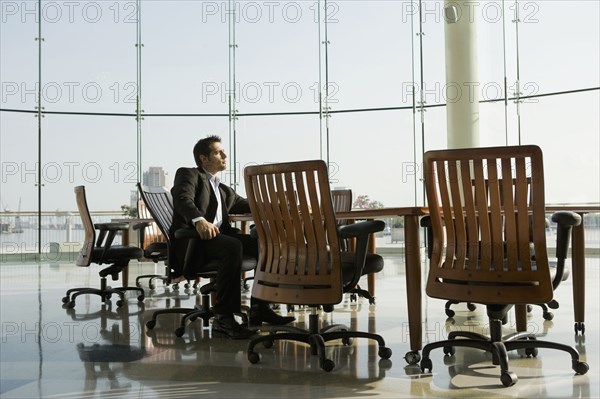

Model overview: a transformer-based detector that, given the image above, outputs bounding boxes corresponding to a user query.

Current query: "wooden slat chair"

[420,145,588,387]
[62,186,145,309]
[421,176,568,320]
[244,160,391,372]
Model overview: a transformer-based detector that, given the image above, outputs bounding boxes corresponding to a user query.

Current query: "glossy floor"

[1,255,598,398]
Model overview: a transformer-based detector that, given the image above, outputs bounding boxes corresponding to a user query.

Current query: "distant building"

[143,167,167,187]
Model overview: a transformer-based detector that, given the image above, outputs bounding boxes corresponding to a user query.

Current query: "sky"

[1,0,599,213]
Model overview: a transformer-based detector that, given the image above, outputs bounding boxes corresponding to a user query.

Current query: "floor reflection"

[0,256,598,398]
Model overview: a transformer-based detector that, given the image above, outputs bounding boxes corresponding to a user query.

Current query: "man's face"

[200,141,227,174]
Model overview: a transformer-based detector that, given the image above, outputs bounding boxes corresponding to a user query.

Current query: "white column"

[444,1,480,149]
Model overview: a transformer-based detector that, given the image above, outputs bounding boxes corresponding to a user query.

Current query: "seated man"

[170,135,295,339]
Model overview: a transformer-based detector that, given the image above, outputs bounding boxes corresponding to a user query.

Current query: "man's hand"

[195,219,219,240]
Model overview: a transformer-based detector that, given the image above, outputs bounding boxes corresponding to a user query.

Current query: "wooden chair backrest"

[244,160,343,306]
[423,145,553,305]
[136,183,173,244]
[74,185,95,267]
[331,189,353,226]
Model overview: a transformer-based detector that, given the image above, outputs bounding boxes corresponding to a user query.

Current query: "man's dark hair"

[193,135,221,167]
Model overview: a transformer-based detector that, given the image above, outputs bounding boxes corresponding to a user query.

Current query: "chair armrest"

[174,227,202,279]
[339,219,385,239]
[551,211,581,259]
[95,222,130,231]
[132,221,153,249]
[94,222,129,249]
[420,216,434,259]
[550,211,581,289]
[338,220,384,292]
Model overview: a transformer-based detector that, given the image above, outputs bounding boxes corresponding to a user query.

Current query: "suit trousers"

[180,232,258,316]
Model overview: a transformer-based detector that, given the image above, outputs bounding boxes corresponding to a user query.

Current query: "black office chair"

[138,183,256,337]
[244,160,391,371]
[134,196,171,290]
[62,186,145,309]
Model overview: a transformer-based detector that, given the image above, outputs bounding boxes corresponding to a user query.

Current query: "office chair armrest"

[551,211,581,259]
[339,220,385,292]
[420,216,434,259]
[339,219,385,239]
[550,211,581,289]
[94,222,129,248]
[132,221,153,249]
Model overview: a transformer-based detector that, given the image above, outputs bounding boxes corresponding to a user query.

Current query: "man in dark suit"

[170,135,295,339]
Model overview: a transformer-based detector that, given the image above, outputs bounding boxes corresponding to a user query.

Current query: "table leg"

[515,305,527,332]
[122,229,130,287]
[571,214,585,328]
[367,233,376,296]
[404,215,422,353]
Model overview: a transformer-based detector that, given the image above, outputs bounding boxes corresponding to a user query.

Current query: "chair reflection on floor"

[75,300,146,393]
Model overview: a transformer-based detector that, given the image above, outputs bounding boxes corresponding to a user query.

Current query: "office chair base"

[419,318,589,387]
[247,310,392,371]
[62,276,145,309]
[136,274,170,290]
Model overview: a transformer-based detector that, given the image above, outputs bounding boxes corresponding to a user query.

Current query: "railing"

[1,210,598,258]
[0,211,127,256]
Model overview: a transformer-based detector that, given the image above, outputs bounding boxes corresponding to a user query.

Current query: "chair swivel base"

[419,318,589,387]
[247,310,392,372]
[62,276,145,309]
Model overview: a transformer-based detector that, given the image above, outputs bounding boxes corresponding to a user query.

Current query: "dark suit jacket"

[169,167,250,275]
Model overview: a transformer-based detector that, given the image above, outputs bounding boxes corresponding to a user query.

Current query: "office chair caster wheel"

[350,294,357,303]
[116,299,124,307]
[445,309,455,318]
[146,320,156,329]
[248,351,261,364]
[527,305,533,312]
[404,351,420,365]
[525,347,538,357]
[136,282,142,288]
[443,346,455,356]
[500,371,517,387]
[320,358,335,372]
[573,360,589,375]
[342,337,354,346]
[67,301,76,309]
[575,322,585,335]
[378,346,392,359]
[420,358,432,373]
[543,311,554,321]
[262,339,273,349]
[174,327,185,337]
[369,297,376,305]
[62,296,70,304]
[137,295,145,302]
[467,303,476,311]
[149,283,155,290]
[548,299,559,309]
